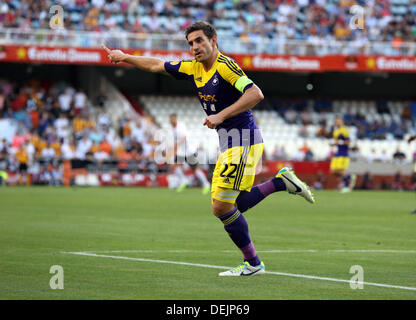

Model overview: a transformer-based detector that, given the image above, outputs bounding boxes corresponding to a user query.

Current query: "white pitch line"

[327,250,416,253]
[62,251,416,292]
[63,251,229,270]
[80,249,416,254]
[82,249,194,254]
[258,249,416,254]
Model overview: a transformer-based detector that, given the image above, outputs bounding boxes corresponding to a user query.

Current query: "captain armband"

[234,76,254,93]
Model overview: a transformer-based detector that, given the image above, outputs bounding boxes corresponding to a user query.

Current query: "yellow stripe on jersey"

[233,145,250,190]
[218,56,244,77]
[217,55,245,84]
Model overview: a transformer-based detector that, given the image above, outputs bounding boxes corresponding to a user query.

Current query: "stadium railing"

[1,28,416,56]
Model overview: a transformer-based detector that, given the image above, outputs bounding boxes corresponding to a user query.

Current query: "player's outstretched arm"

[102,44,168,74]
[204,84,264,129]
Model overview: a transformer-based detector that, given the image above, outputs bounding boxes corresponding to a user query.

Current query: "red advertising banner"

[267,160,331,174]
[0,44,194,66]
[233,54,322,72]
[1,44,416,73]
[323,55,416,73]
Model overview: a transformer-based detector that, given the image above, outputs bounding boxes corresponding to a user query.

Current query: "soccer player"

[168,113,210,194]
[330,116,356,193]
[102,21,314,276]
[408,135,416,214]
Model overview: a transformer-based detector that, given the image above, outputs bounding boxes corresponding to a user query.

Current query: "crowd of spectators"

[0,77,415,186]
[0,78,163,185]
[262,97,415,141]
[0,0,415,51]
[1,79,415,185]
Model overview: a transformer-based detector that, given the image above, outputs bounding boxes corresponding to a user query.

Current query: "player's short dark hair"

[185,21,217,41]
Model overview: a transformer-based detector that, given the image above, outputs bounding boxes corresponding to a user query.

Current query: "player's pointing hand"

[102,44,127,64]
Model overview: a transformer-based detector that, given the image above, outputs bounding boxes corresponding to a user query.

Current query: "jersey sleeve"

[164,60,194,81]
[217,57,254,93]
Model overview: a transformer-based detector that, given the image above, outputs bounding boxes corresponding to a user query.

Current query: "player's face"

[187,30,217,62]
[169,115,177,127]
[335,118,343,128]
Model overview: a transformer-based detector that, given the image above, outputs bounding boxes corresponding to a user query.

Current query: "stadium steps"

[138,95,414,162]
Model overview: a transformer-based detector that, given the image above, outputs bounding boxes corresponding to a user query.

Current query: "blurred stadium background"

[0,0,415,191]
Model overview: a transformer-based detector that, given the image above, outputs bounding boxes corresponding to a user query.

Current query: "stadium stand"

[0,1,415,189]
[0,0,414,41]
[139,94,415,162]
[1,74,415,186]
[0,73,414,172]
[1,0,416,55]
[0,77,163,186]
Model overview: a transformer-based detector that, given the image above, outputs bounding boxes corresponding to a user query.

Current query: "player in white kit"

[168,113,210,194]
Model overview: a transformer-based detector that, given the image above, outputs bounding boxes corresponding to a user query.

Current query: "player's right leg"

[211,197,265,277]
[211,148,265,276]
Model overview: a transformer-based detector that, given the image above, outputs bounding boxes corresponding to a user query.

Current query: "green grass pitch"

[0,186,415,299]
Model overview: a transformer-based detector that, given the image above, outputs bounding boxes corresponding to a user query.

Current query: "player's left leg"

[235,143,314,212]
[236,166,315,212]
[234,175,286,212]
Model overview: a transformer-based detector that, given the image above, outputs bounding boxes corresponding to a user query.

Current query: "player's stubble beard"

[195,40,216,63]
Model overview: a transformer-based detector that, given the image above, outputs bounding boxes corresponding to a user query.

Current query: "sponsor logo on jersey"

[198,92,217,102]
